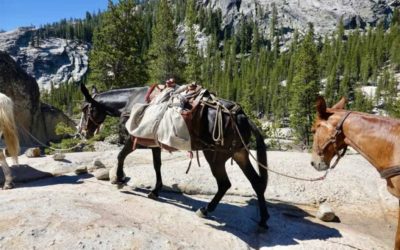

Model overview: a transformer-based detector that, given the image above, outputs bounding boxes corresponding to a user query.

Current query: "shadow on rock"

[121,187,342,248]
[18,173,93,188]
[0,164,53,185]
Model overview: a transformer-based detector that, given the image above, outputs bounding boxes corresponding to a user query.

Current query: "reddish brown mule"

[311,96,400,250]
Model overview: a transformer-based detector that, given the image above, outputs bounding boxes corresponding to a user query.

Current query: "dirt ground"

[0,149,397,249]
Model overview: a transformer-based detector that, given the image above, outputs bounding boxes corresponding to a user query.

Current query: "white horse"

[0,93,19,189]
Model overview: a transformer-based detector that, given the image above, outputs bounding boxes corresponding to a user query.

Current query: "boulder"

[52,152,66,161]
[25,147,41,158]
[316,203,336,222]
[94,169,110,181]
[0,51,75,148]
[87,159,106,172]
[75,165,88,175]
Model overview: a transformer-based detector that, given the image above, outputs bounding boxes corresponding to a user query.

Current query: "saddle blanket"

[125,86,192,151]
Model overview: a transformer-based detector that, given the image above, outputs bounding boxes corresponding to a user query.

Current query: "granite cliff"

[0,28,89,90]
[0,51,75,148]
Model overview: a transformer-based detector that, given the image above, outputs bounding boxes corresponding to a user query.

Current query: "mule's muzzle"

[310,160,329,171]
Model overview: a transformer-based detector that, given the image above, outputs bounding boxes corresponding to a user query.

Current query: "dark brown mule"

[115,100,269,228]
[80,84,270,228]
[311,96,400,250]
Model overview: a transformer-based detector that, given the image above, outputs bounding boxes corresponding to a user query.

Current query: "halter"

[317,111,352,170]
[80,104,103,134]
[319,112,400,180]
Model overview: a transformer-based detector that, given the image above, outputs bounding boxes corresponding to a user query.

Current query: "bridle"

[316,111,352,170]
[317,111,400,180]
[79,104,104,135]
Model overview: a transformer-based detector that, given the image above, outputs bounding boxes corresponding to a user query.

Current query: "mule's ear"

[331,97,347,109]
[91,85,98,95]
[316,96,327,119]
[80,83,91,101]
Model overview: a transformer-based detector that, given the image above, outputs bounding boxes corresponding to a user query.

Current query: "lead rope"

[232,120,331,181]
[219,105,332,182]
[19,126,85,152]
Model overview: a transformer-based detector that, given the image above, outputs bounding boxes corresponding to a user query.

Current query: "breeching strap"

[380,167,400,179]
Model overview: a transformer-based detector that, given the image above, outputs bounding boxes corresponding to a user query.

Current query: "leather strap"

[380,167,400,179]
[318,112,352,156]
[336,111,352,130]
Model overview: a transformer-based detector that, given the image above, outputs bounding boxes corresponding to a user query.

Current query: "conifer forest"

[36,0,400,146]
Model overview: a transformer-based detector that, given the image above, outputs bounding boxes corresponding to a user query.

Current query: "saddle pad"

[125,88,192,151]
[157,106,191,150]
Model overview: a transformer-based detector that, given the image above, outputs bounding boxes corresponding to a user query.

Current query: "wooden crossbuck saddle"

[125,83,242,151]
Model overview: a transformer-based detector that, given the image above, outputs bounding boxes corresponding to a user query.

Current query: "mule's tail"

[248,118,268,184]
[0,94,20,163]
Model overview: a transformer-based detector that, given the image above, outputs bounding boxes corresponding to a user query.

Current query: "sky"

[0,0,109,31]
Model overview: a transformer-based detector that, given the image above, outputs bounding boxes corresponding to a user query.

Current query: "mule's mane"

[96,87,137,96]
[93,87,148,107]
[327,108,400,124]
[0,93,19,161]
[95,87,145,99]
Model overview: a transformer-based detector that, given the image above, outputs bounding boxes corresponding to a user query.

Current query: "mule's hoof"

[257,223,269,233]
[3,182,14,190]
[148,192,158,200]
[112,180,128,190]
[116,183,126,189]
[111,176,129,185]
[196,207,208,218]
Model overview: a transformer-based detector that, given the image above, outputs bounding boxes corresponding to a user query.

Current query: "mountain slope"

[0,28,89,90]
[205,0,397,35]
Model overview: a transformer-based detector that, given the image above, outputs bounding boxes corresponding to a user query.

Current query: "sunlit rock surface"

[0,27,89,90]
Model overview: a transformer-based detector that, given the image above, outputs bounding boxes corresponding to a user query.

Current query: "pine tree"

[392,7,400,26]
[89,0,147,89]
[273,34,280,59]
[289,23,319,146]
[184,0,201,82]
[148,0,184,82]
[390,29,400,69]
[251,21,260,54]
[352,87,373,113]
[339,64,351,98]
[270,3,277,40]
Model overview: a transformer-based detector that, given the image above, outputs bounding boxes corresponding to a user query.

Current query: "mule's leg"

[395,201,400,250]
[233,149,269,229]
[111,137,133,184]
[0,150,14,189]
[197,151,231,217]
[148,147,162,199]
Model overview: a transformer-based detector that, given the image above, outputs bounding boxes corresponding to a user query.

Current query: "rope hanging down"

[19,126,85,152]
[11,102,85,152]
[217,103,334,182]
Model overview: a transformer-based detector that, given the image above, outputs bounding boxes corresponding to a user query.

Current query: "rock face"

[177,0,396,54]
[177,24,210,54]
[0,51,75,148]
[0,27,89,90]
[202,0,395,36]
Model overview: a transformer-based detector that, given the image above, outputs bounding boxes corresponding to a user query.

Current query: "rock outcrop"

[0,27,89,90]
[0,51,75,148]
[179,0,396,54]
[203,0,395,36]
